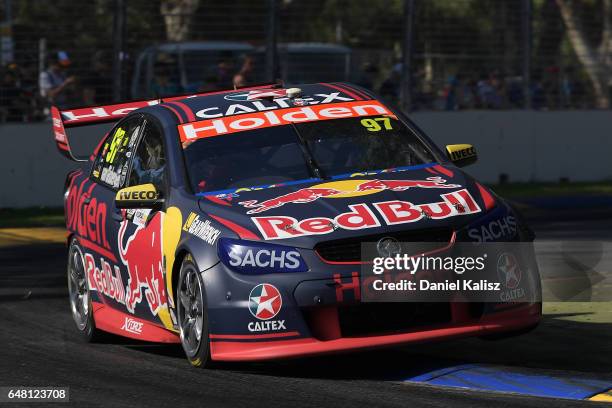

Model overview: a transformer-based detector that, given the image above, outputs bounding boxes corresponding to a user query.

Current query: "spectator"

[0,64,25,121]
[443,75,459,110]
[150,62,180,97]
[506,75,524,108]
[530,71,546,110]
[355,62,379,91]
[458,74,478,109]
[82,51,113,105]
[379,63,402,105]
[233,56,254,88]
[199,75,220,92]
[39,51,75,110]
[215,58,235,89]
[543,65,560,109]
[477,71,502,109]
[561,66,585,108]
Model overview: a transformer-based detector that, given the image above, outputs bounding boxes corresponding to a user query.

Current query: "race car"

[53,82,541,368]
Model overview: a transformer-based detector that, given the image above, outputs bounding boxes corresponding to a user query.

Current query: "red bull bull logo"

[118,213,167,315]
[253,189,481,240]
[239,177,460,214]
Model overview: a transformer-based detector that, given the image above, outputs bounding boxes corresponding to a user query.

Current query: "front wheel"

[176,254,212,368]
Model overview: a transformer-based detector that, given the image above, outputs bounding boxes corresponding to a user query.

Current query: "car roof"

[154,82,373,124]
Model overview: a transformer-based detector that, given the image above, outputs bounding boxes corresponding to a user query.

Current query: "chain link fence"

[0,0,609,122]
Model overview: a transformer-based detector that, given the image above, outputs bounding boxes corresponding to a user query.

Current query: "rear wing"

[52,82,280,161]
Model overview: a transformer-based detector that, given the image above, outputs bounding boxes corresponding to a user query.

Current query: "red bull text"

[252,189,481,240]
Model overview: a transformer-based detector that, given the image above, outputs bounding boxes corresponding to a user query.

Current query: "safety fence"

[0,0,609,123]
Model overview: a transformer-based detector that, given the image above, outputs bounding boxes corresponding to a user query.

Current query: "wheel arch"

[170,247,190,308]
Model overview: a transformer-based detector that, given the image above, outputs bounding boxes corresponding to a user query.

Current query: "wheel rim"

[67,243,89,331]
[178,266,204,357]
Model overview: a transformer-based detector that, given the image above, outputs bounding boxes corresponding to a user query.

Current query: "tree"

[160,0,200,41]
[556,0,611,108]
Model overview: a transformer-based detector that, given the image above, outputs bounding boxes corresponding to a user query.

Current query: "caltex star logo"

[248,284,282,320]
[224,89,288,102]
[497,252,522,289]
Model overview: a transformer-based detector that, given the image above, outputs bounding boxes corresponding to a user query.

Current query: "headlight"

[218,238,308,274]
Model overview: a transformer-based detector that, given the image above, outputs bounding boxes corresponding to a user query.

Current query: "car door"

[88,115,145,314]
[116,117,173,327]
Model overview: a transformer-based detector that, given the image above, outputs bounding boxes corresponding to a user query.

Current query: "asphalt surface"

[0,214,611,407]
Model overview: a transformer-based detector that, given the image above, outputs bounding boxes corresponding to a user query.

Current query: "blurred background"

[0,0,612,208]
[2,0,612,116]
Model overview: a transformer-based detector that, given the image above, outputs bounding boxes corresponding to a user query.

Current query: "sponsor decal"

[121,317,144,334]
[497,252,526,301]
[253,189,481,240]
[229,248,301,269]
[52,115,67,142]
[100,167,122,187]
[248,283,285,332]
[334,272,361,302]
[105,127,128,164]
[179,100,393,142]
[376,237,402,257]
[85,253,125,305]
[118,190,159,201]
[449,146,476,161]
[468,215,517,242]
[118,213,167,315]
[224,89,292,102]
[183,213,221,245]
[248,283,282,320]
[210,91,352,115]
[60,100,160,124]
[497,252,522,289]
[248,320,287,332]
[239,176,460,214]
[65,178,111,250]
[218,238,308,274]
[126,208,152,227]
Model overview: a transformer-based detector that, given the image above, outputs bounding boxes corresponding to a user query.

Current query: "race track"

[0,215,611,407]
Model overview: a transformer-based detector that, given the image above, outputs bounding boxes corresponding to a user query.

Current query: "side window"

[128,120,166,188]
[92,116,143,189]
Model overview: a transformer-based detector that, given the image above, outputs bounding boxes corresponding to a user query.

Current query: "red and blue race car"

[53,82,541,367]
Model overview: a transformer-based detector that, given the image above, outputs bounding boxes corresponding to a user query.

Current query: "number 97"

[360,117,392,132]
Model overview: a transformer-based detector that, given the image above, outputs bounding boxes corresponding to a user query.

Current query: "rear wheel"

[67,239,105,342]
[177,254,212,368]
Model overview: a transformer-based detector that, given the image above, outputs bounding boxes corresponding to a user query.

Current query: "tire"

[67,238,106,342]
[176,254,212,368]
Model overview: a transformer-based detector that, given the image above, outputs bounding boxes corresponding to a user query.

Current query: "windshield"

[183,114,436,194]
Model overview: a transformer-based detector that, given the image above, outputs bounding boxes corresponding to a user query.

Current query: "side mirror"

[446,144,478,167]
[115,183,163,209]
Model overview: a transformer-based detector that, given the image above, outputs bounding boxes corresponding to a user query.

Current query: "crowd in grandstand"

[0,51,595,122]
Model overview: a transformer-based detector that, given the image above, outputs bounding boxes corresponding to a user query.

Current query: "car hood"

[198,164,492,248]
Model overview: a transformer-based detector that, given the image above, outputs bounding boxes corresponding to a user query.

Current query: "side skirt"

[92,301,180,343]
